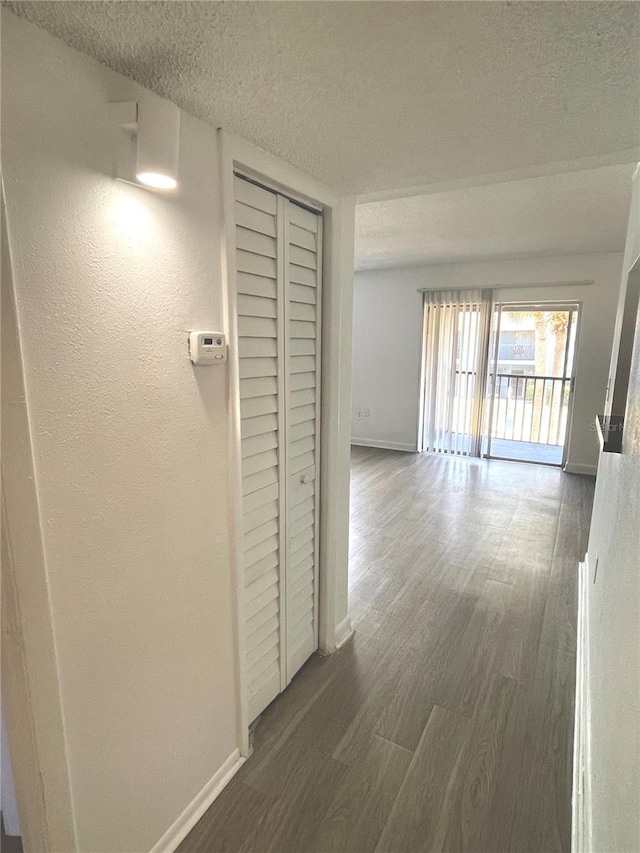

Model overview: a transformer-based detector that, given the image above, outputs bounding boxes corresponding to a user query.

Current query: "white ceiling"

[3,1,640,195]
[355,164,635,270]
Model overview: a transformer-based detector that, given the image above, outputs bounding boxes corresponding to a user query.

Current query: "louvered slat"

[240,338,278,359]
[290,403,315,426]
[289,223,316,251]
[290,436,315,459]
[236,226,277,259]
[241,413,278,439]
[289,265,316,287]
[291,355,316,374]
[290,338,316,357]
[290,496,314,522]
[290,509,314,540]
[234,176,277,215]
[240,376,277,400]
[288,202,318,232]
[289,245,317,270]
[243,500,279,535]
[245,566,279,605]
[244,549,278,587]
[291,452,315,475]
[234,201,277,237]
[239,357,277,380]
[291,388,316,408]
[290,373,316,392]
[291,302,316,322]
[241,433,278,460]
[236,249,276,278]
[242,466,278,497]
[247,627,279,670]
[290,420,315,442]
[242,449,278,481]
[238,294,277,319]
[241,395,278,420]
[290,283,316,305]
[237,272,277,299]
[242,482,278,514]
[238,315,277,338]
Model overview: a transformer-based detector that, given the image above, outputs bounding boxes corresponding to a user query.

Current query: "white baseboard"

[351,437,416,453]
[572,557,592,853]
[565,462,597,476]
[150,750,245,853]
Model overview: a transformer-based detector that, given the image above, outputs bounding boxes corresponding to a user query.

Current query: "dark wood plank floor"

[1,816,23,853]
[179,447,593,853]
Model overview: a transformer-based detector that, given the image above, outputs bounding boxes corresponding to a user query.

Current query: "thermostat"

[189,331,227,365]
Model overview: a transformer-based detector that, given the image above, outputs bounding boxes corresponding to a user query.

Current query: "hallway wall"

[585,166,640,852]
[352,252,623,471]
[2,11,238,852]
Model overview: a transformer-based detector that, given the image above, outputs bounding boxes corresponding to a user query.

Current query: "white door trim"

[572,556,593,852]
[218,132,354,754]
[1,185,77,851]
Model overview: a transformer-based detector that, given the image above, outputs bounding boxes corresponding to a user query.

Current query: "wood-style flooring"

[178,447,593,853]
[1,816,23,853]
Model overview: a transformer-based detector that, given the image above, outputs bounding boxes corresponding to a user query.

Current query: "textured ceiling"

[355,164,635,270]
[3,1,639,195]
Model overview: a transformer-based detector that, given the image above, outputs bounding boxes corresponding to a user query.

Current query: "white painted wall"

[352,253,623,471]
[351,274,423,451]
[585,167,640,852]
[2,11,238,852]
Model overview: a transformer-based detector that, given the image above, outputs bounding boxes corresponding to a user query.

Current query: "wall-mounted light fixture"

[108,94,180,192]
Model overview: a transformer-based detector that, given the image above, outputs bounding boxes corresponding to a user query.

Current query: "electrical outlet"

[357,410,362,419]
[364,408,371,418]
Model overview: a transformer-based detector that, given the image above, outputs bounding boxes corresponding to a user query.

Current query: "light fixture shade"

[135,95,180,190]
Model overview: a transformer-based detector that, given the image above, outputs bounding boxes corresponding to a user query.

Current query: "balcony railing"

[488,373,570,446]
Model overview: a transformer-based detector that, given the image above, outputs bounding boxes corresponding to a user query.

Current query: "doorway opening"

[484,303,579,466]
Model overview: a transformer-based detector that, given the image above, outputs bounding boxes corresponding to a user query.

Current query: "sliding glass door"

[419,293,580,467]
[483,303,579,466]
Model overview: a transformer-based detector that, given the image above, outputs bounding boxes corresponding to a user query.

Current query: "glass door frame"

[483,300,582,468]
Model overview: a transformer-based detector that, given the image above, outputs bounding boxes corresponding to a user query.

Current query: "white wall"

[585,168,640,852]
[351,273,423,451]
[352,253,623,471]
[2,11,238,852]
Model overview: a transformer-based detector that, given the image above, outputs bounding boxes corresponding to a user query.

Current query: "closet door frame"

[277,194,289,693]
[219,131,354,756]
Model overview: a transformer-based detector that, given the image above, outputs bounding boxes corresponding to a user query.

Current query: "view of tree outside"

[488,308,574,451]
[505,310,569,377]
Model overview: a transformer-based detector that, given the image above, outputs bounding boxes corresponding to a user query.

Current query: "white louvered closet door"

[284,200,322,683]
[234,175,321,722]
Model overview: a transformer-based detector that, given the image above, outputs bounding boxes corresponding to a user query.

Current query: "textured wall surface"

[352,253,622,469]
[355,164,634,270]
[3,1,639,194]
[586,170,640,853]
[2,12,238,852]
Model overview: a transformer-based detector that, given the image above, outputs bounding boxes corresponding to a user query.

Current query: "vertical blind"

[421,288,493,457]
